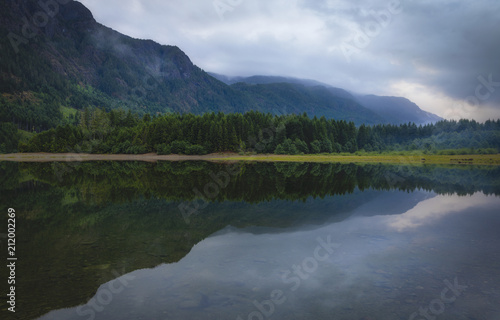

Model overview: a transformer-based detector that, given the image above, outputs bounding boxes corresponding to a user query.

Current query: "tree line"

[9,108,500,155]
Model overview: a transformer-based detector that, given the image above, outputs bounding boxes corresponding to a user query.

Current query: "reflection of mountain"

[1,162,499,319]
[347,190,436,218]
[37,193,500,320]
[20,189,429,320]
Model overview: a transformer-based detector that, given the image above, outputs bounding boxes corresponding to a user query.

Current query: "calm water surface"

[0,161,499,320]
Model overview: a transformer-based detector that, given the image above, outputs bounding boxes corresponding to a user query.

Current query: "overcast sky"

[78,0,500,121]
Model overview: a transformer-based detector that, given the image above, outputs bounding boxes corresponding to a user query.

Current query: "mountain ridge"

[1,0,441,131]
[210,73,443,124]
[355,94,442,124]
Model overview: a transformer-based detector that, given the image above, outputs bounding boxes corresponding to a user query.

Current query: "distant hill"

[211,74,443,125]
[208,73,331,88]
[229,82,385,124]
[1,0,440,132]
[355,95,443,125]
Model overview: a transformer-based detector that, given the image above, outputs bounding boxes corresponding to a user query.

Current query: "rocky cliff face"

[1,0,229,113]
[0,0,440,125]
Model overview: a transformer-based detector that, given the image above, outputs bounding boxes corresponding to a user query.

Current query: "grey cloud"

[79,0,500,120]
[373,1,500,100]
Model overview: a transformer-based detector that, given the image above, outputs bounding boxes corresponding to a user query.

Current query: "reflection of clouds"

[38,192,500,319]
[388,193,500,232]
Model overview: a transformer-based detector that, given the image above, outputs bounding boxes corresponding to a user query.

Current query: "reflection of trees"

[7,162,500,207]
[1,161,499,319]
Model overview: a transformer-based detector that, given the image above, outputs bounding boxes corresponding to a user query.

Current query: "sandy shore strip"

[215,154,500,165]
[1,152,500,165]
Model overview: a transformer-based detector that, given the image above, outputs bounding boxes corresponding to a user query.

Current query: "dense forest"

[5,108,500,155]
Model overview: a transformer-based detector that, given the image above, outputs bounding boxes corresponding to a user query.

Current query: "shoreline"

[1,152,499,165]
[0,152,237,163]
[215,154,500,165]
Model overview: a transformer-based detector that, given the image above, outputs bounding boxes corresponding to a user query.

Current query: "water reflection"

[38,193,500,320]
[0,161,499,319]
[389,193,500,231]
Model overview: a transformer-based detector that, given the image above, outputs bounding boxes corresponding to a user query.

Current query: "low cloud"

[79,0,500,120]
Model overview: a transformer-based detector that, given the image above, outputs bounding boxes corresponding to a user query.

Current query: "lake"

[1,161,499,320]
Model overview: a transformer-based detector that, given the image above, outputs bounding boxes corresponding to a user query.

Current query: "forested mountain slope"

[211,74,442,125]
[1,0,437,137]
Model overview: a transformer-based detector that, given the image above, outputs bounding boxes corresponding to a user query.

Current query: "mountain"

[229,81,385,124]
[212,74,443,125]
[355,95,443,125]
[0,0,248,118]
[208,73,332,88]
[0,0,439,133]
